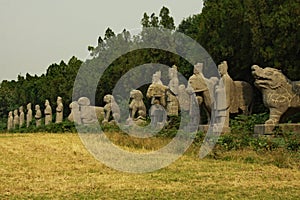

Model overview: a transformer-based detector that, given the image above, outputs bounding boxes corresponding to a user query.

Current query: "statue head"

[27,103,31,110]
[19,106,23,112]
[218,61,228,76]
[8,111,13,117]
[69,101,79,110]
[169,65,178,79]
[13,109,18,116]
[35,105,40,111]
[194,63,203,75]
[57,96,62,104]
[45,99,50,106]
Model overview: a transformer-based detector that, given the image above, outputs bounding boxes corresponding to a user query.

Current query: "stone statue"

[217,61,253,128]
[44,99,52,125]
[35,105,42,127]
[147,72,169,128]
[78,97,104,125]
[152,71,163,85]
[68,101,81,124]
[55,96,63,123]
[26,103,32,127]
[127,89,147,123]
[252,65,300,131]
[178,84,190,112]
[7,111,13,130]
[188,63,213,123]
[13,109,19,129]
[102,95,120,124]
[167,65,179,116]
[19,106,25,128]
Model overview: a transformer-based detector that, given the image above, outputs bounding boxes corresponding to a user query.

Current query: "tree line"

[0,1,299,127]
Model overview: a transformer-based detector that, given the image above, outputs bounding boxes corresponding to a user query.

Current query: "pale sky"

[0,0,203,82]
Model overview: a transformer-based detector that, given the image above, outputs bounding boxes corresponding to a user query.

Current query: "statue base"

[254,123,300,136]
[198,125,231,133]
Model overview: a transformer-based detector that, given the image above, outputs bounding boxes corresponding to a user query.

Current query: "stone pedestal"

[198,125,231,133]
[254,123,300,136]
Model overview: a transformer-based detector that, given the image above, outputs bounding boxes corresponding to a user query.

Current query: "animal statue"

[77,97,104,125]
[252,65,300,129]
[102,94,120,124]
[129,89,146,120]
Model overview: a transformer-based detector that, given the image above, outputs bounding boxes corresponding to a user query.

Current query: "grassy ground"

[0,133,299,199]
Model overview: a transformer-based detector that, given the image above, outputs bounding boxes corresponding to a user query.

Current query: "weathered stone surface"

[13,109,19,129]
[147,72,169,128]
[55,96,63,123]
[75,97,104,125]
[252,65,300,130]
[188,63,213,123]
[68,101,81,124]
[78,97,90,106]
[216,61,253,128]
[7,111,13,130]
[128,89,146,121]
[167,65,179,116]
[44,100,52,125]
[102,94,120,124]
[26,103,32,128]
[178,84,190,112]
[19,106,25,127]
[35,105,42,127]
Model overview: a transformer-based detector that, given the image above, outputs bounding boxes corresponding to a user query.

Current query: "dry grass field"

[0,133,299,199]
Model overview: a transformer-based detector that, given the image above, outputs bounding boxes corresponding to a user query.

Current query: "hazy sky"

[0,0,203,82]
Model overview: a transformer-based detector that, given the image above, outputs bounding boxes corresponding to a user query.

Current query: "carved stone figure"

[252,65,300,130]
[147,72,169,128]
[218,61,253,116]
[178,84,190,112]
[167,65,179,116]
[216,61,253,127]
[188,63,213,123]
[26,103,32,127]
[55,96,63,123]
[128,89,146,120]
[102,95,120,124]
[44,100,52,125]
[19,106,25,127]
[35,105,42,127]
[68,101,81,124]
[13,109,19,129]
[7,111,13,130]
[78,97,104,125]
[147,72,168,107]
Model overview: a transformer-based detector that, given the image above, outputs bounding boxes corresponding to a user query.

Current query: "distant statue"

[44,100,52,125]
[19,106,25,128]
[178,84,190,112]
[167,65,179,116]
[7,111,13,130]
[147,71,168,128]
[55,96,63,123]
[252,65,300,130]
[218,61,253,127]
[188,63,213,123]
[102,94,120,124]
[68,101,81,124]
[26,103,32,127]
[35,105,42,127]
[78,97,104,125]
[13,109,19,129]
[152,70,163,85]
[127,89,147,123]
